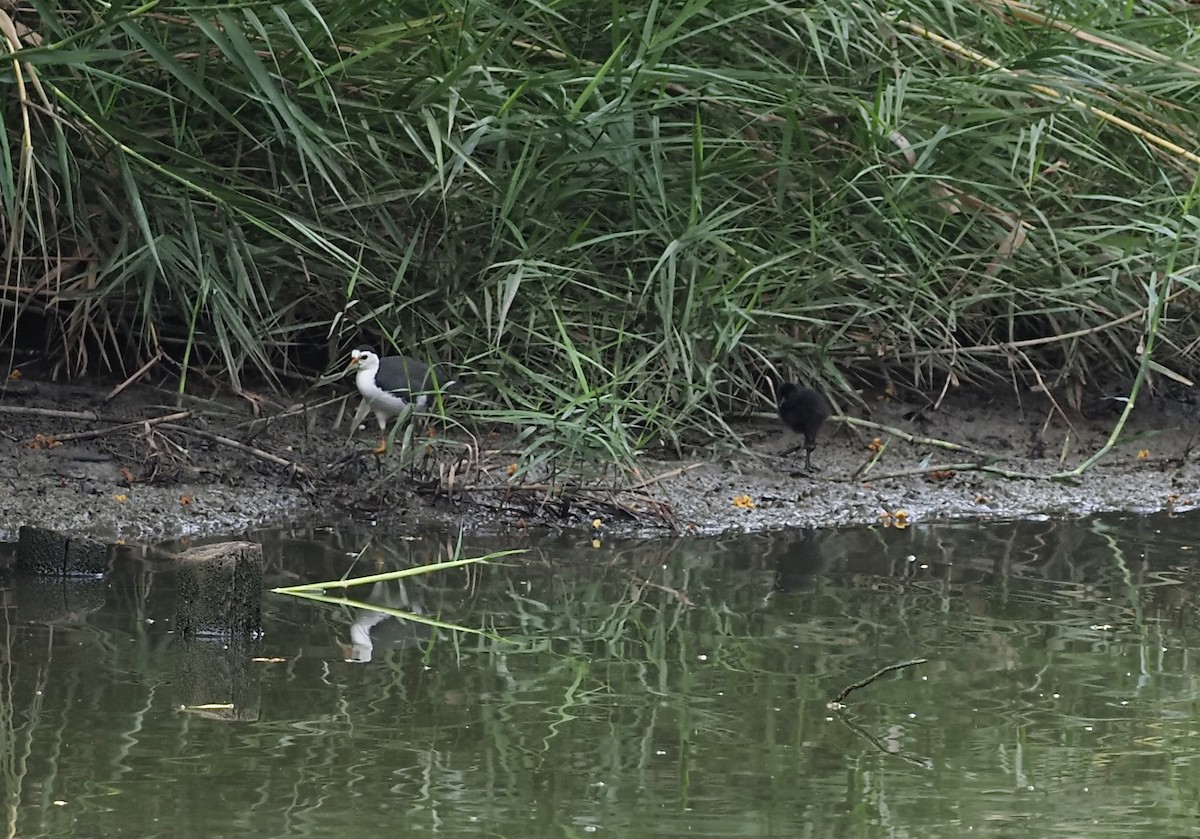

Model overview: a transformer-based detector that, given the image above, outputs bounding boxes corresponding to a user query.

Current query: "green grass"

[3,0,1200,465]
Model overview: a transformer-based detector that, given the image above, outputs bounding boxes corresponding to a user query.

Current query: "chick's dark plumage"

[777,382,830,471]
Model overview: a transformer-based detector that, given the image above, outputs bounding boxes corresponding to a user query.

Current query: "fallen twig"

[1015,347,1080,442]
[105,352,163,401]
[829,658,928,708]
[839,416,996,459]
[0,405,102,421]
[159,422,309,476]
[850,437,890,481]
[860,460,1035,482]
[624,463,703,492]
[47,411,191,444]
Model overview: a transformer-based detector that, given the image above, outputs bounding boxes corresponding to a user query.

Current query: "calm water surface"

[4,513,1200,837]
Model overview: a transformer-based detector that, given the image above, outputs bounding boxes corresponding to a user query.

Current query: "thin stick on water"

[828,658,928,707]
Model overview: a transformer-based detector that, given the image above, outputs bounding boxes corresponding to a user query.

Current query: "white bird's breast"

[355,367,411,414]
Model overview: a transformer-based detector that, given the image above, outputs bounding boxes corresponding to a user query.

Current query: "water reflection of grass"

[272,548,525,641]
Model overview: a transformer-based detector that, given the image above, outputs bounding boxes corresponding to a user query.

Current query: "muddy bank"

[658,387,1199,533]
[1,373,1196,544]
[0,379,318,543]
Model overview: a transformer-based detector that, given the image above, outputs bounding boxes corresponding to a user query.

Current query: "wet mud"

[1,374,1197,543]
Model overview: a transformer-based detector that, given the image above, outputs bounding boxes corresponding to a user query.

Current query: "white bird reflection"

[342,579,432,663]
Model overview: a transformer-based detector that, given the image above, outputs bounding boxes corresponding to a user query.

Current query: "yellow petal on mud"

[113,494,128,503]
[732,494,756,509]
[1137,449,1150,460]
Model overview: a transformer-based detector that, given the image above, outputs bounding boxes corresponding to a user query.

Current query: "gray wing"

[376,356,455,403]
[375,355,428,398]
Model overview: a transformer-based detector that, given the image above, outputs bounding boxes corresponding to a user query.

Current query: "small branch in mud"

[828,658,928,708]
[0,406,103,422]
[104,352,163,401]
[47,411,191,444]
[624,463,703,491]
[840,416,1095,483]
[860,461,1037,482]
[159,423,309,477]
[840,416,996,460]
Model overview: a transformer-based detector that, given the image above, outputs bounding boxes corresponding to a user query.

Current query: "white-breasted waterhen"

[777,382,830,471]
[347,346,455,454]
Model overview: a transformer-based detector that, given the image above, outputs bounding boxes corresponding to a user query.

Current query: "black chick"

[777,382,830,471]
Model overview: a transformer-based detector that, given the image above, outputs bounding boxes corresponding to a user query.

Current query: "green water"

[4,513,1200,837]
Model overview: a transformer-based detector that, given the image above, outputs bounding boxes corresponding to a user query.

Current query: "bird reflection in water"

[341,579,433,663]
[772,528,829,594]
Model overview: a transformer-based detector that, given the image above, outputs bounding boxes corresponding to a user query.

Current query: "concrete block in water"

[16,525,110,577]
[16,526,67,575]
[175,541,263,638]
